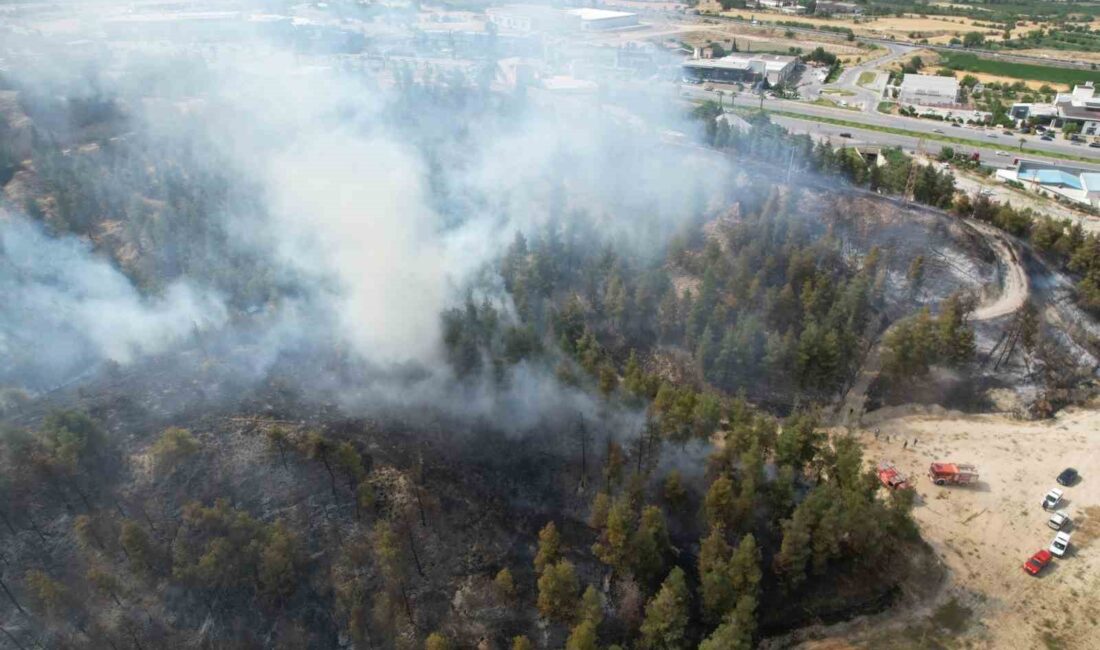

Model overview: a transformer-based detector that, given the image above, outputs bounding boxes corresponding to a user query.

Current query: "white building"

[995,159,1100,208]
[565,8,639,31]
[1054,82,1100,137]
[486,5,561,33]
[682,52,798,86]
[898,74,960,107]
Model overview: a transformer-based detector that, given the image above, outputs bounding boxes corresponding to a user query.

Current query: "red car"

[1023,550,1053,576]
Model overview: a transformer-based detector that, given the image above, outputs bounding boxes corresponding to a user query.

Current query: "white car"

[1048,511,1070,531]
[995,150,1009,156]
[1042,488,1064,510]
[1050,531,1071,557]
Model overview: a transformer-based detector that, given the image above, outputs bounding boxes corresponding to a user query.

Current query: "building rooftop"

[1018,169,1083,189]
[1081,173,1100,192]
[900,74,959,94]
[683,52,797,72]
[566,8,636,21]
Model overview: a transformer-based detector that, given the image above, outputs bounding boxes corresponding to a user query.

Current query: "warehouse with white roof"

[565,8,639,31]
[898,74,960,107]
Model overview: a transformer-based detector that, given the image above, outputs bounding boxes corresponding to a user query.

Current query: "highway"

[679,85,1100,168]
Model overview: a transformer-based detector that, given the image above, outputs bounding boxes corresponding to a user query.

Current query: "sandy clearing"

[851,406,1100,649]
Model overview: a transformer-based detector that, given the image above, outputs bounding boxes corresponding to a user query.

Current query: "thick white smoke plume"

[0,31,726,422]
[0,213,227,388]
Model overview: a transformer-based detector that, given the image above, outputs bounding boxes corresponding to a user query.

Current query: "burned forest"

[4,3,1100,650]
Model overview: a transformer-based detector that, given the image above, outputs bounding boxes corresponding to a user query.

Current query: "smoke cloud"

[0,213,227,389]
[0,19,727,426]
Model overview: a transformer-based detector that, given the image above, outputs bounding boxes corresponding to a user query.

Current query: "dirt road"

[849,406,1100,649]
[967,221,1029,321]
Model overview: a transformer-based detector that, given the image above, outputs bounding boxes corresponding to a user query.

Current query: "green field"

[857,71,877,86]
[939,52,1100,86]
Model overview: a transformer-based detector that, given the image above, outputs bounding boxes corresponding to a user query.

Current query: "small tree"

[150,427,200,476]
[265,426,290,469]
[537,559,579,622]
[580,585,603,627]
[119,520,157,576]
[425,632,452,650]
[565,620,599,650]
[304,432,338,499]
[534,521,561,574]
[494,568,516,601]
[698,528,733,624]
[704,475,736,533]
[512,636,534,650]
[333,441,365,492]
[639,567,690,650]
[24,570,73,620]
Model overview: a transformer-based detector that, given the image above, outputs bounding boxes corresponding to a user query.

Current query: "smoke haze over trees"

[0,4,1014,649]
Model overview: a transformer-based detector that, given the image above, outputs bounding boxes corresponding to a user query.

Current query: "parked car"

[1041,135,1054,141]
[1023,549,1053,576]
[1090,142,1100,149]
[987,133,998,138]
[1050,531,1071,557]
[1057,468,1079,486]
[950,123,961,127]
[1042,488,1064,510]
[1049,511,1071,531]
[933,128,944,134]
[1002,129,1014,135]
[996,150,1009,156]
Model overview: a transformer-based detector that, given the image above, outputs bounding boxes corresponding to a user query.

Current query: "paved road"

[822,41,913,113]
[681,85,1100,165]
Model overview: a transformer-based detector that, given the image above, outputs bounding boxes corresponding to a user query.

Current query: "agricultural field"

[939,51,1100,86]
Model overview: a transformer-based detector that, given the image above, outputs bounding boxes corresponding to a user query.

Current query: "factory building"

[681,52,798,87]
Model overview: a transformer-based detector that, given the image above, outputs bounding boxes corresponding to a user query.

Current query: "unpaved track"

[967,220,1029,321]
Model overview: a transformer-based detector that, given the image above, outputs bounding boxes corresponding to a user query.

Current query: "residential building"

[681,52,798,86]
[1054,82,1100,136]
[898,73,960,107]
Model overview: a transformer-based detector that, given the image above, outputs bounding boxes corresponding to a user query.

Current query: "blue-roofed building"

[996,159,1100,207]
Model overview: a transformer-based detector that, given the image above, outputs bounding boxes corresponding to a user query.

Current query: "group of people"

[873,428,918,449]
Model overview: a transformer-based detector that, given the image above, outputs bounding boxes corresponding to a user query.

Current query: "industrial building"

[681,52,798,87]
[898,74,960,107]
[565,8,639,31]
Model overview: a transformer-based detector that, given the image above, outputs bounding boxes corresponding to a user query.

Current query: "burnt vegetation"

[2,42,1078,650]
